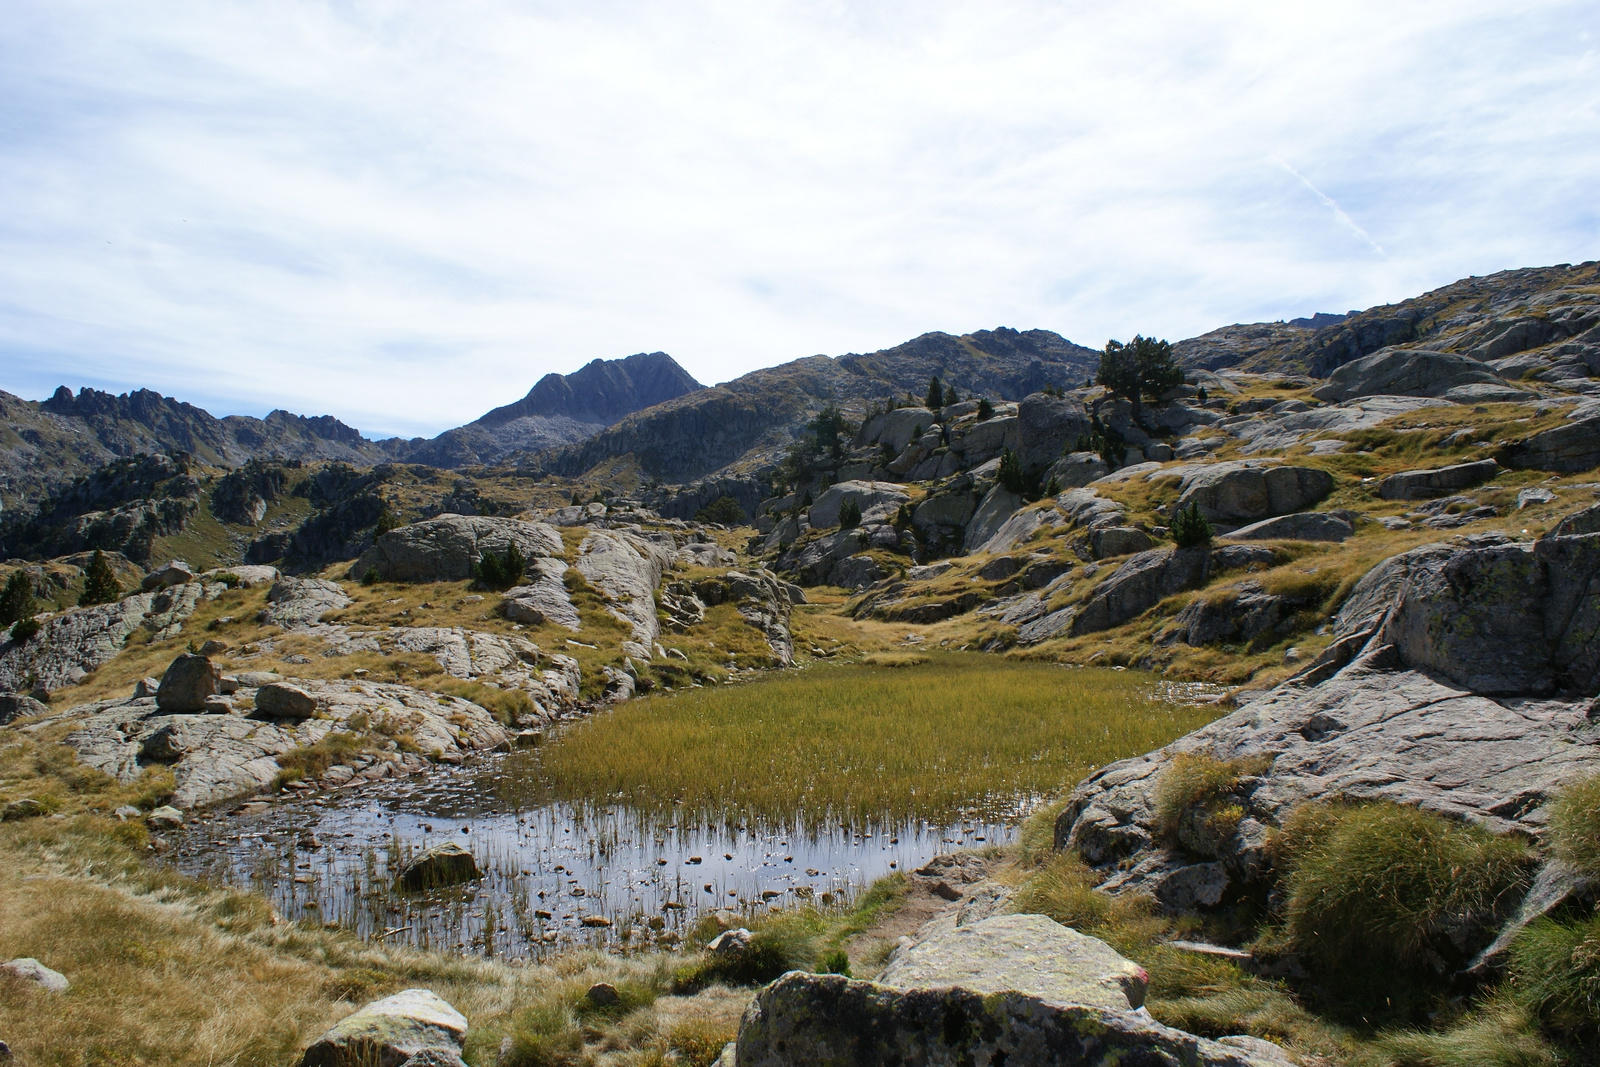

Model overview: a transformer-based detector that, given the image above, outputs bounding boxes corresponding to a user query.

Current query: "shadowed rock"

[156,653,220,713]
[396,843,482,891]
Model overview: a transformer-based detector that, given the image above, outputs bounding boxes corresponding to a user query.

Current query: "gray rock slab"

[1226,512,1355,542]
[879,914,1148,1012]
[1377,459,1500,501]
[501,557,581,630]
[350,514,564,583]
[1312,347,1510,403]
[732,972,1280,1067]
[259,578,352,629]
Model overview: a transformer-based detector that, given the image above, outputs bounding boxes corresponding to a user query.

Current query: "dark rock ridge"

[1176,260,1600,377]
[402,351,704,467]
[544,329,1101,484]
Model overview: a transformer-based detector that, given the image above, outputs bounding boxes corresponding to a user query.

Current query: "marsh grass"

[525,653,1218,831]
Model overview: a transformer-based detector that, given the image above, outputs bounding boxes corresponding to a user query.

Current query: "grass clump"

[1277,802,1532,985]
[526,653,1218,830]
[1152,751,1270,858]
[273,730,372,789]
[1546,771,1600,880]
[1507,914,1600,1036]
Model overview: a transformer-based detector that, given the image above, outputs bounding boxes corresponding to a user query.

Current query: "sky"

[1,2,1597,440]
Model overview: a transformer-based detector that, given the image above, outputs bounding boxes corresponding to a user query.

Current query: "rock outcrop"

[259,578,352,629]
[350,515,564,583]
[575,530,673,659]
[1500,405,1600,472]
[500,558,581,630]
[0,582,218,693]
[1174,462,1334,526]
[32,677,508,809]
[1019,546,1211,644]
[1377,458,1500,501]
[1055,523,1600,918]
[807,481,909,529]
[1310,347,1522,403]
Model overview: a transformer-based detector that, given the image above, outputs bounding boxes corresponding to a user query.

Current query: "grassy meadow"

[516,653,1220,831]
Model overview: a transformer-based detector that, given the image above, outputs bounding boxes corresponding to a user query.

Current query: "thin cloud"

[1270,156,1387,257]
[0,1,1596,437]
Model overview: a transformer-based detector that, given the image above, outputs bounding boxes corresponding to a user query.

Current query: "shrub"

[838,498,862,530]
[360,567,382,586]
[893,503,913,530]
[1044,475,1061,497]
[695,495,747,526]
[818,948,852,976]
[475,543,527,591]
[211,572,242,589]
[571,490,584,506]
[998,448,1026,494]
[78,549,122,606]
[1546,772,1600,880]
[0,569,36,627]
[1278,801,1531,976]
[1508,913,1600,1034]
[9,617,41,644]
[976,397,994,420]
[1170,501,1213,547]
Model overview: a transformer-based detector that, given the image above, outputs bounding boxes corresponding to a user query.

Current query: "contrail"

[1270,156,1386,257]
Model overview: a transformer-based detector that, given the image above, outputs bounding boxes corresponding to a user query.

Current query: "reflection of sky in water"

[172,753,1016,960]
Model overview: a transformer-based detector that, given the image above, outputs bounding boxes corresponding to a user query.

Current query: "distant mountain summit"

[478,352,703,427]
[399,352,704,467]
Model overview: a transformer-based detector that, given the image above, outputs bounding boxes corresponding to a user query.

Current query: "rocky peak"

[475,351,703,428]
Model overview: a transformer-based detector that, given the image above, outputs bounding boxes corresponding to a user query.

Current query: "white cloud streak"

[0,1,1597,437]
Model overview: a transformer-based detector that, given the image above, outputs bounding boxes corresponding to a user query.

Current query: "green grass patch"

[1276,802,1532,1008]
[514,653,1219,831]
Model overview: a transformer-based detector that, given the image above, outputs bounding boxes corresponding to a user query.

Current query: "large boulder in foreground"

[879,915,1148,1012]
[299,988,468,1067]
[734,968,1281,1066]
[155,653,220,713]
[1328,530,1600,696]
[350,515,564,583]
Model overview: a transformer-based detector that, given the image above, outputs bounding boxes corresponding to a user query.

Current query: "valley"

[3,260,1600,1066]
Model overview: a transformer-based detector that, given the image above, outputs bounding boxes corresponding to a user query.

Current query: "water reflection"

[172,752,1015,960]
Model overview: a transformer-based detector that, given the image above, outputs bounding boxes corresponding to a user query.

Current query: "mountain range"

[3,260,1597,514]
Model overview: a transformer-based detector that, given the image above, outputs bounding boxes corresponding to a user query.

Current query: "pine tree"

[0,570,38,627]
[976,397,994,420]
[924,376,944,411]
[79,549,121,606]
[943,383,959,407]
[998,448,1026,495]
[1170,502,1214,547]
[838,497,863,530]
[1096,335,1184,422]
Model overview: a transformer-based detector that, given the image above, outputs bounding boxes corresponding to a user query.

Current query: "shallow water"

[171,752,1016,960]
